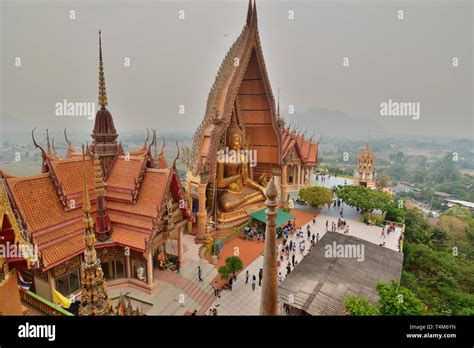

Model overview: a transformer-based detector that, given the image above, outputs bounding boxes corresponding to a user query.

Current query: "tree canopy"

[299,186,334,208]
[333,185,393,212]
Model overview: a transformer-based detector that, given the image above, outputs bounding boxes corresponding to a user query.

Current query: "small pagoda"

[353,143,377,189]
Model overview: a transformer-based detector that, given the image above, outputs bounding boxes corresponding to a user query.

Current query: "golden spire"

[93,152,105,196]
[98,30,108,109]
[82,145,93,233]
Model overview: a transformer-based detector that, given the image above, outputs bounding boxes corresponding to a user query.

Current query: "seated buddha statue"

[217,121,266,212]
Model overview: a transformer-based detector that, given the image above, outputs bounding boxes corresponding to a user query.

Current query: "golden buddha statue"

[217,116,266,212]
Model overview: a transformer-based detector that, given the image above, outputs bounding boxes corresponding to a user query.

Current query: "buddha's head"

[229,132,242,151]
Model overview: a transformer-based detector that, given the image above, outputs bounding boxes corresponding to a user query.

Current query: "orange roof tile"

[107,169,170,217]
[108,212,153,230]
[107,156,145,190]
[50,157,96,200]
[40,233,85,269]
[6,174,84,232]
[111,227,149,251]
[33,219,83,245]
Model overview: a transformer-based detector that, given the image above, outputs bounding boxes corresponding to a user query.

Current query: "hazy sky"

[1,0,472,139]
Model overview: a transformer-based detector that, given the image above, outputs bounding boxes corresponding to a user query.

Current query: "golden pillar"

[195,182,207,241]
[146,249,153,287]
[297,164,301,189]
[259,178,279,315]
[125,254,131,278]
[280,165,288,205]
[178,225,184,262]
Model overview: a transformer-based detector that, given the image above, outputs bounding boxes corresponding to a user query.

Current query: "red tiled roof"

[40,233,85,269]
[107,156,145,191]
[111,227,149,251]
[50,157,96,201]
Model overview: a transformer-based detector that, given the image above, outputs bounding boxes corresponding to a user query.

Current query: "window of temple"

[102,259,125,280]
[289,176,293,184]
[131,258,147,283]
[56,268,80,296]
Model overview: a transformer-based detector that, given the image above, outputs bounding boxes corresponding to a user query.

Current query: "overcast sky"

[1,0,472,139]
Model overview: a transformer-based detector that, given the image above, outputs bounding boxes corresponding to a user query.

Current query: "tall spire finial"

[82,145,92,216]
[98,30,108,110]
[246,0,252,25]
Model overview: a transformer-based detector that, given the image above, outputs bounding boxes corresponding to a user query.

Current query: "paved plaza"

[207,175,402,315]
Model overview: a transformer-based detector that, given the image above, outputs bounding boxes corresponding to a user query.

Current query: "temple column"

[280,165,288,205]
[195,182,207,241]
[260,178,279,315]
[297,164,301,189]
[178,225,184,262]
[48,270,56,302]
[146,249,153,287]
[125,254,131,278]
[107,261,113,278]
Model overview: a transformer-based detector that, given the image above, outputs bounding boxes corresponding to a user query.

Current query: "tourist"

[316,232,319,242]
[245,270,249,284]
[228,277,233,291]
[289,240,293,251]
[176,259,180,273]
[191,310,197,316]
[212,307,218,316]
[292,254,296,268]
[381,227,385,239]
[311,233,315,243]
[326,220,329,230]
[278,272,283,285]
[313,215,316,224]
[279,249,284,262]
[292,242,296,253]
[198,266,203,281]
[258,268,263,286]
[213,281,219,297]
[300,239,305,254]
[345,225,350,235]
[252,275,256,290]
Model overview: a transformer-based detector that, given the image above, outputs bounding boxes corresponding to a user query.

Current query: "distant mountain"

[281,108,390,139]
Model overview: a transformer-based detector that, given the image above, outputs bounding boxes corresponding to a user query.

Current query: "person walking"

[307,228,311,240]
[326,220,329,231]
[292,253,296,268]
[278,272,283,285]
[198,266,203,281]
[252,274,256,290]
[286,262,291,276]
[245,270,249,284]
[228,277,233,291]
[176,259,180,273]
[313,215,316,225]
[316,232,319,243]
[212,281,219,297]
[258,268,263,286]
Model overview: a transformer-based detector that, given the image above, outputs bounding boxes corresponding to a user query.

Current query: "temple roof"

[188,1,318,178]
[189,0,282,179]
[281,127,318,167]
[4,143,187,270]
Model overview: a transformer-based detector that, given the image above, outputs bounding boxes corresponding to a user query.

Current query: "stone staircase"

[150,258,218,315]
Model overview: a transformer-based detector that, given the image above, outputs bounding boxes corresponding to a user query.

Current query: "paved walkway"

[207,201,401,315]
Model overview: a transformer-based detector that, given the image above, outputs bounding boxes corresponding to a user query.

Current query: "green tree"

[344,281,425,316]
[334,185,393,212]
[376,281,425,315]
[344,296,379,316]
[299,186,333,208]
[218,256,243,281]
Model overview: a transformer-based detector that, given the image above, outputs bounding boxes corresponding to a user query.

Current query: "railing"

[19,289,74,316]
